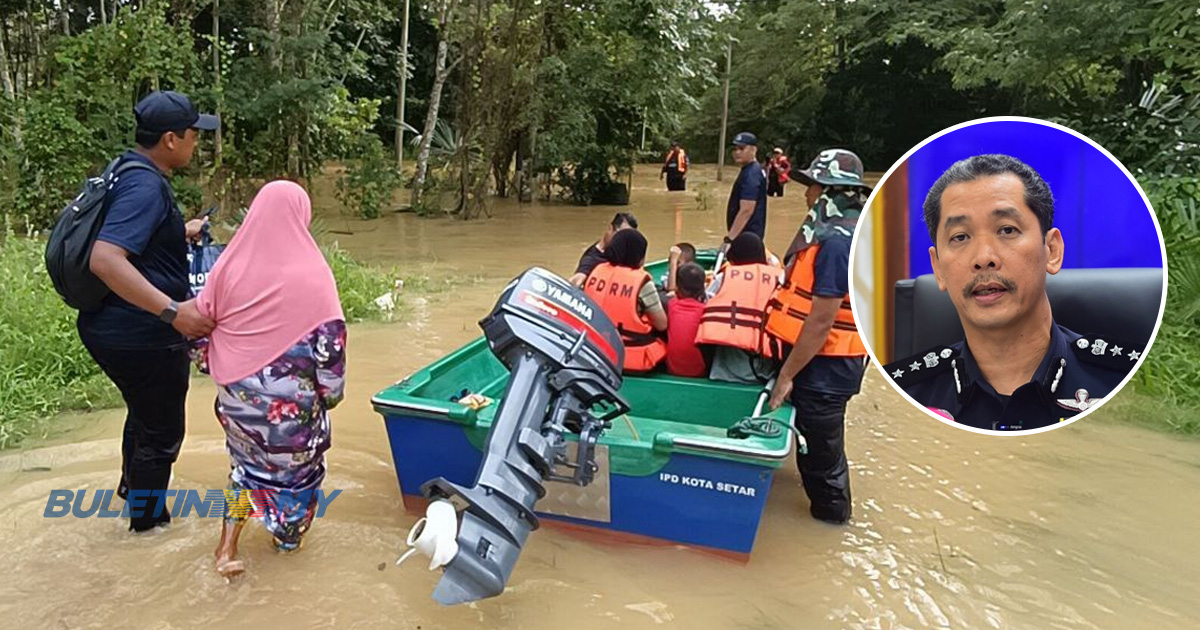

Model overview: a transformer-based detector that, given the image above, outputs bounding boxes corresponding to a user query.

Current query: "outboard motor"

[399,267,629,605]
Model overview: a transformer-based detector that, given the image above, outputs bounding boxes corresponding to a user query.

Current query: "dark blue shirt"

[790,234,867,396]
[887,323,1137,431]
[727,162,768,239]
[77,151,188,350]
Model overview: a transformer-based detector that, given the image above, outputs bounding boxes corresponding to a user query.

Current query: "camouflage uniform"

[778,149,871,524]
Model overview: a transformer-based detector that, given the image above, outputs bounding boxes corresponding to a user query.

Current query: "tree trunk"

[266,0,283,72]
[26,2,39,90]
[395,0,410,173]
[0,19,14,100]
[212,0,223,168]
[99,0,107,25]
[412,22,450,207]
[59,6,70,36]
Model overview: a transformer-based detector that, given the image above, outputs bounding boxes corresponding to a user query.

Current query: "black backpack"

[44,157,162,312]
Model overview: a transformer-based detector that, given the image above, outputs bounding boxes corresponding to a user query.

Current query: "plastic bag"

[187,226,225,298]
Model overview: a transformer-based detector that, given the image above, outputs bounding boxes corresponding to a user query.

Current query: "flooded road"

[3,165,1198,629]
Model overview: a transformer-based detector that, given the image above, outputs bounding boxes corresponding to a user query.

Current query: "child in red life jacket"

[665,262,709,377]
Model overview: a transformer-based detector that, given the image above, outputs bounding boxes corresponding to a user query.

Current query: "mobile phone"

[200,204,219,220]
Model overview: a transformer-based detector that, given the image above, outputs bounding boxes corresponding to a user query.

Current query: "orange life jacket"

[715,246,781,276]
[664,148,688,174]
[764,245,867,357]
[583,263,667,372]
[695,263,782,360]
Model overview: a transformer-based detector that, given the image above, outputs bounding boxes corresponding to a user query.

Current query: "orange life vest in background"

[583,263,667,372]
[764,245,866,357]
[664,148,688,174]
[695,263,782,360]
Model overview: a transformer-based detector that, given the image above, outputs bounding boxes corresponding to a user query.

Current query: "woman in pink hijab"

[192,180,346,578]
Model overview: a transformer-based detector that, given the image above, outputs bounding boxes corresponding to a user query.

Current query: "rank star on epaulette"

[1073,336,1143,371]
[885,346,958,385]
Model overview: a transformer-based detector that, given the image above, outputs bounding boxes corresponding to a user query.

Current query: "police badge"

[1056,388,1102,412]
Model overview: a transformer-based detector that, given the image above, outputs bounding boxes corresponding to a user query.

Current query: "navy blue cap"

[134,91,219,133]
[732,131,757,147]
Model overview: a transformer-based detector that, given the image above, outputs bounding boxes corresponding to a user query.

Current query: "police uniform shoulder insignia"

[884,346,959,386]
[1072,335,1143,371]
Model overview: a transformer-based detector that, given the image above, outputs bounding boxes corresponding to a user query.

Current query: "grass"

[0,230,437,449]
[1093,390,1200,436]
[1119,178,1200,437]
[0,231,121,448]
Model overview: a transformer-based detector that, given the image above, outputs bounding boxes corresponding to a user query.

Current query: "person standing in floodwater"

[724,132,769,248]
[767,149,872,525]
[767,148,791,197]
[661,141,689,191]
[78,91,218,533]
[192,180,347,577]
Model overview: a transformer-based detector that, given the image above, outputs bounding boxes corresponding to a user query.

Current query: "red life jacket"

[666,297,707,377]
[583,263,667,372]
[695,263,782,360]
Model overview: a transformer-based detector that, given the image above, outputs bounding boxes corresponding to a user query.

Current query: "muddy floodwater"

[2,165,1198,629]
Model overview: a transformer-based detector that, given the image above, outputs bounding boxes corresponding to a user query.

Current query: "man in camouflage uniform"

[767,149,871,525]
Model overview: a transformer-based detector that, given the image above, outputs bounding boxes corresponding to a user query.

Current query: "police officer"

[725,132,768,244]
[885,154,1139,431]
[768,149,872,525]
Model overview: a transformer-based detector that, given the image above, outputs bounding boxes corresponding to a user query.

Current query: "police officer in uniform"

[885,154,1141,431]
[767,149,872,524]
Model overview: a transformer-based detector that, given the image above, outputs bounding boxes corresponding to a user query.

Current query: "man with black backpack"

[76,91,218,532]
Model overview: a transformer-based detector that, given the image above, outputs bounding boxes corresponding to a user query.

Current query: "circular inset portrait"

[850,117,1166,434]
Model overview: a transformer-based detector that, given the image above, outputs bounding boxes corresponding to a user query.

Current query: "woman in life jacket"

[583,229,668,372]
[700,233,784,383]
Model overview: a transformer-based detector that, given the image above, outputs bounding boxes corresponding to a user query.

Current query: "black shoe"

[810,505,850,525]
[117,479,129,501]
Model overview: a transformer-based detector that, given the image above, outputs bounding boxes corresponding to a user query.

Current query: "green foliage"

[336,133,401,219]
[534,0,718,203]
[1131,177,1200,414]
[0,0,403,227]
[321,241,399,322]
[681,0,833,162]
[0,227,118,449]
[9,2,202,228]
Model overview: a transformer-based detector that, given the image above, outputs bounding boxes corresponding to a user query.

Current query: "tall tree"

[411,0,454,207]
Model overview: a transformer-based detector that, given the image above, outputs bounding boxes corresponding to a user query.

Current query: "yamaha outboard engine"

[400,267,628,605]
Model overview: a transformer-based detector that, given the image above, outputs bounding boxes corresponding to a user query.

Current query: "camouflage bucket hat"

[791,148,871,190]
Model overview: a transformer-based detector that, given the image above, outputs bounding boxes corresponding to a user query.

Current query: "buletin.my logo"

[43,488,341,519]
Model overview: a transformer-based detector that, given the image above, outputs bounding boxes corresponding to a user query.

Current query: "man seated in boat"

[582,229,669,373]
[569,212,638,287]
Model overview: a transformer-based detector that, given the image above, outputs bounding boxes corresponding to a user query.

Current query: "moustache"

[962,275,1017,300]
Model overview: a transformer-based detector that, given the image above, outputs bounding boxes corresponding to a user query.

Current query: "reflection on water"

[3,165,1197,629]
